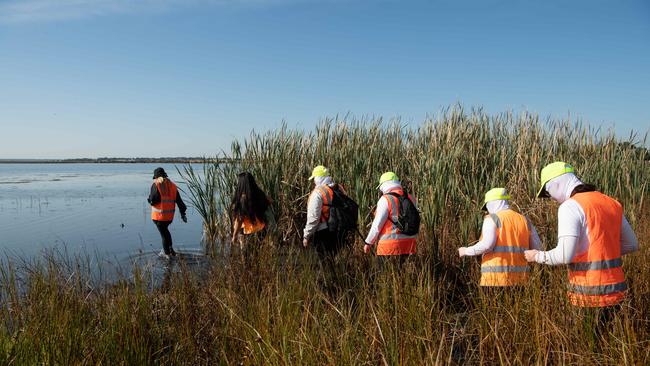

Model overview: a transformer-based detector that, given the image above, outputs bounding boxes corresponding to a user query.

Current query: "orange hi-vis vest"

[317,185,334,224]
[151,179,177,221]
[480,209,531,286]
[241,216,265,234]
[377,188,417,256]
[567,191,626,307]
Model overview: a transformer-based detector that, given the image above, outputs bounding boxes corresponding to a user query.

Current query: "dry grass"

[1,106,648,364]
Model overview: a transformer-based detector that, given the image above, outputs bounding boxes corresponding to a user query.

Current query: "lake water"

[0,163,208,278]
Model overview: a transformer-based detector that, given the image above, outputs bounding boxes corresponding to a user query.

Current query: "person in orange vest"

[458,188,541,287]
[363,172,418,264]
[148,167,187,259]
[524,162,638,326]
[302,165,346,255]
[230,172,274,251]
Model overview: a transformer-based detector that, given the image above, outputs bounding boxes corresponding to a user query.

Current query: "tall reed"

[186,105,648,256]
[2,106,648,364]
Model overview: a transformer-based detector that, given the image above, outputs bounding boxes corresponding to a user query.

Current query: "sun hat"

[308,165,328,180]
[153,167,168,179]
[377,171,399,189]
[481,187,511,210]
[537,162,575,198]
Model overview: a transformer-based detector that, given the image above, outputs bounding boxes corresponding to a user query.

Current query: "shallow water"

[0,163,208,274]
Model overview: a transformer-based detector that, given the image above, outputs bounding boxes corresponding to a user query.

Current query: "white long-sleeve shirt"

[534,198,639,264]
[365,181,413,245]
[464,211,542,256]
[303,177,335,240]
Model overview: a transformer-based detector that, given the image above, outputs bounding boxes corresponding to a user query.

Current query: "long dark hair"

[230,172,269,224]
[570,183,597,197]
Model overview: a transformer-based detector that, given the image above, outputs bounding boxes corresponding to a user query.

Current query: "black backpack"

[386,190,420,235]
[325,188,359,237]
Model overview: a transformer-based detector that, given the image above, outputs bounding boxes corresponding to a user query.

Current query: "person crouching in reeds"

[458,188,541,288]
[230,172,274,251]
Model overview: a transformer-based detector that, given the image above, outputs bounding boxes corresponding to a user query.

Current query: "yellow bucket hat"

[536,162,575,198]
[482,187,511,210]
[308,165,328,180]
[377,171,399,189]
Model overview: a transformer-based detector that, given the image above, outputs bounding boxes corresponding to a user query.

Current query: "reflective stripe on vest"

[317,186,333,223]
[569,282,627,296]
[377,188,416,256]
[567,191,626,307]
[480,265,530,273]
[152,180,177,221]
[491,246,526,253]
[480,209,531,287]
[568,258,623,271]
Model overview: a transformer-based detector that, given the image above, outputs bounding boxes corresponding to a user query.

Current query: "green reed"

[2,240,648,364]
[184,105,648,255]
[1,105,648,364]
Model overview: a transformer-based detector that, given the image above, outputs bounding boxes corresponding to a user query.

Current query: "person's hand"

[363,244,371,254]
[458,247,467,257]
[303,238,309,248]
[181,214,187,223]
[524,249,539,262]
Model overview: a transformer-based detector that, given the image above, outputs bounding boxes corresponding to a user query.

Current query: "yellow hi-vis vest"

[480,209,531,286]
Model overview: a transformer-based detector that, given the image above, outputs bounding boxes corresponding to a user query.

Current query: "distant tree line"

[0,157,234,164]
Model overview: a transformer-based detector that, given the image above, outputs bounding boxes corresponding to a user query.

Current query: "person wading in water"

[148,167,187,259]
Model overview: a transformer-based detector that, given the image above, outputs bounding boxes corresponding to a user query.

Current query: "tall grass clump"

[188,106,647,254]
[177,105,648,362]
[1,105,648,364]
[178,161,222,248]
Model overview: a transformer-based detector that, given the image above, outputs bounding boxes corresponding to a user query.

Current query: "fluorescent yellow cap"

[377,171,399,189]
[481,187,511,210]
[536,161,575,198]
[308,165,328,180]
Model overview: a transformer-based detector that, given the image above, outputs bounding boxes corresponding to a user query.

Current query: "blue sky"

[1,0,649,158]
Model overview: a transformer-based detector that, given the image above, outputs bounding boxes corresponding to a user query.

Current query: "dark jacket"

[148,182,187,219]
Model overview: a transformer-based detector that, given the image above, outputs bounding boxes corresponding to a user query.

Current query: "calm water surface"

[0,164,207,276]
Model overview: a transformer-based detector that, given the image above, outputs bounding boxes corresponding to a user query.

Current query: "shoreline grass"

[1,239,648,364]
[2,106,649,364]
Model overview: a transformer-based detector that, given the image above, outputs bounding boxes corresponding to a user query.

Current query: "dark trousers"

[313,229,341,259]
[153,220,173,254]
[313,229,342,287]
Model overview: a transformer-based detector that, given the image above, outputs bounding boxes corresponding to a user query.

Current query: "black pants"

[313,229,341,259]
[153,220,173,254]
[313,229,342,287]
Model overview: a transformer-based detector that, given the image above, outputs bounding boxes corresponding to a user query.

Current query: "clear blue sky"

[1,0,649,159]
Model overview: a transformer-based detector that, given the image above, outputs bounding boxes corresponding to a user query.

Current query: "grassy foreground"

[2,106,649,364]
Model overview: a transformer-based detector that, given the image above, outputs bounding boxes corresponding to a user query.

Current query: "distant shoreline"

[0,158,220,164]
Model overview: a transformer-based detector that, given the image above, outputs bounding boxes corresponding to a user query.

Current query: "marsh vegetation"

[2,106,648,364]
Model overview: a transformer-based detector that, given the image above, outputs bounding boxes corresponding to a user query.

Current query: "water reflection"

[0,163,204,258]
[124,248,213,290]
